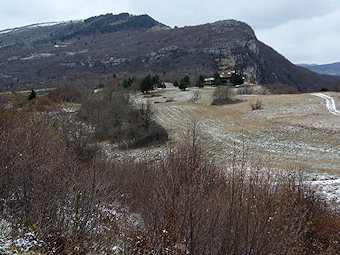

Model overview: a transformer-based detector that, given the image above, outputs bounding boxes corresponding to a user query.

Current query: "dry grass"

[1,89,339,254]
[129,88,340,204]
[148,90,340,173]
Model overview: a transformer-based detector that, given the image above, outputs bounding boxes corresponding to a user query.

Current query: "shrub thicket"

[48,84,84,103]
[264,83,298,94]
[80,80,168,148]
[107,133,340,254]
[211,86,240,105]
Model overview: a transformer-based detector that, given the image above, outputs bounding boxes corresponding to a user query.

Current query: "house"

[204,70,236,86]
[204,77,215,86]
[218,70,235,85]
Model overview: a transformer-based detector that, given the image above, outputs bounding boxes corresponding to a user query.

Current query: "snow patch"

[312,93,340,116]
[21,53,55,60]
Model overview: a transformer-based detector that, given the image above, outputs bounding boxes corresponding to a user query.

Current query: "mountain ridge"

[297,62,340,76]
[0,13,337,91]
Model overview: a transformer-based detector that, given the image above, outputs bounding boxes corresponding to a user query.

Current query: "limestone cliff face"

[0,13,335,91]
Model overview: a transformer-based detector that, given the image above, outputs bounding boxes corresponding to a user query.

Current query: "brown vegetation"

[329,80,340,92]
[47,85,84,103]
[250,99,263,110]
[211,86,241,105]
[78,80,168,148]
[0,94,339,254]
[264,82,299,94]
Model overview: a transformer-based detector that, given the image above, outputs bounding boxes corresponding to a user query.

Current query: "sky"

[1,0,340,64]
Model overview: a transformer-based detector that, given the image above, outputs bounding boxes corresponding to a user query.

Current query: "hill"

[0,13,337,91]
[298,62,340,76]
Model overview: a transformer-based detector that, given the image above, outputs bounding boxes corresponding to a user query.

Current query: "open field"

[131,84,340,203]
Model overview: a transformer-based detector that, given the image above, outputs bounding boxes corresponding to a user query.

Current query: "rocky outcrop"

[0,13,336,91]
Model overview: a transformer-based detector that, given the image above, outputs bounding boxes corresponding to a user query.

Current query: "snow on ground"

[312,93,340,116]
[134,86,340,204]
[0,219,44,254]
[21,53,55,60]
[54,44,67,48]
[306,172,340,206]
[61,86,339,205]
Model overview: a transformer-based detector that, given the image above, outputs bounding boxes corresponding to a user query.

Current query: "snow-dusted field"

[134,85,340,203]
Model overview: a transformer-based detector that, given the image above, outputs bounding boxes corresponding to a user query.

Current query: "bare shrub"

[79,81,168,148]
[211,86,240,105]
[238,85,255,95]
[107,127,335,254]
[190,90,201,103]
[48,85,84,103]
[265,83,299,94]
[0,107,119,254]
[238,85,270,95]
[250,99,263,110]
[21,96,59,112]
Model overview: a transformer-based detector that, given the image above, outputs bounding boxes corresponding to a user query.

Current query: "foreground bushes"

[110,143,339,254]
[79,81,168,148]
[0,99,339,254]
[0,104,112,253]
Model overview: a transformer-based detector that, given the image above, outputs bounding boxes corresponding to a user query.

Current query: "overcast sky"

[1,0,340,64]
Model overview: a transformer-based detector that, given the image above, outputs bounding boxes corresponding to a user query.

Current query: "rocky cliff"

[0,13,336,91]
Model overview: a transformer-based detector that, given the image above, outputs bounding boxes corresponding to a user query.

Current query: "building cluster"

[204,70,236,86]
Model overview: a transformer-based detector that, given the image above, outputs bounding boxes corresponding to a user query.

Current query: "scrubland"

[0,83,339,254]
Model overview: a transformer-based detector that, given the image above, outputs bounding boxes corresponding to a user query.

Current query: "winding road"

[312,93,340,116]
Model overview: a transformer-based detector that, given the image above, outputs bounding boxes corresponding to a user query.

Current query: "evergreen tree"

[28,89,36,101]
[152,74,161,87]
[215,78,222,86]
[173,80,179,87]
[230,73,244,85]
[196,79,204,88]
[214,71,221,86]
[121,77,135,88]
[158,83,166,89]
[140,74,153,93]
[199,74,205,83]
[179,75,190,91]
[196,74,205,88]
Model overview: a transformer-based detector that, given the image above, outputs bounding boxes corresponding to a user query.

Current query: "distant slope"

[298,62,340,76]
[257,42,337,91]
[0,13,337,92]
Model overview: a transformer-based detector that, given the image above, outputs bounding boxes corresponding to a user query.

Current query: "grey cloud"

[256,9,340,63]
[129,0,339,29]
[0,0,130,29]
[1,0,339,64]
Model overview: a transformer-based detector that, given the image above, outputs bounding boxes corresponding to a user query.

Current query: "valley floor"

[130,85,340,204]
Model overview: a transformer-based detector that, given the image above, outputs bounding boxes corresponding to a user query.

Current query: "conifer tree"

[28,89,36,101]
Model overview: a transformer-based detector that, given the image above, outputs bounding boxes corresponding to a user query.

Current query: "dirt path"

[312,93,340,116]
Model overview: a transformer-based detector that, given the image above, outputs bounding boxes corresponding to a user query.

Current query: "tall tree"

[214,71,221,86]
[179,75,190,91]
[140,74,153,93]
[28,89,36,101]
[230,73,244,85]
